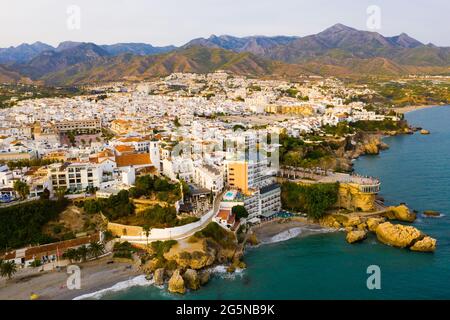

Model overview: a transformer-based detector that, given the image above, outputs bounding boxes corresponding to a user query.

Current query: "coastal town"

[0,71,440,298]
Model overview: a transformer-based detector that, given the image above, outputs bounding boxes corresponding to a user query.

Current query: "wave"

[261,226,336,245]
[73,275,153,300]
[209,265,245,280]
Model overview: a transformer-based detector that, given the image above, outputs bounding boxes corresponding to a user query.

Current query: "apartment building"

[193,164,224,194]
[55,119,101,133]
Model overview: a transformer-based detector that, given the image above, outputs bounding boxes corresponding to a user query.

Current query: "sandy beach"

[252,218,332,244]
[393,104,446,114]
[0,256,141,300]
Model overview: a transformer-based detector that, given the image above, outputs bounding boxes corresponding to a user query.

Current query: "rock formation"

[183,269,200,290]
[423,210,440,217]
[375,222,422,248]
[367,217,386,232]
[153,268,165,286]
[168,269,186,294]
[346,230,368,244]
[410,236,437,252]
[384,205,416,222]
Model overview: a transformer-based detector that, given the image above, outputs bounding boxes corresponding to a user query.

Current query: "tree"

[40,188,50,200]
[232,205,249,219]
[77,245,89,262]
[55,187,67,201]
[0,260,17,279]
[62,248,80,263]
[13,180,29,200]
[143,225,152,246]
[88,241,105,259]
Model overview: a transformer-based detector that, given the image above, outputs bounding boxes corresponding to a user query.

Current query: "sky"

[0,0,449,48]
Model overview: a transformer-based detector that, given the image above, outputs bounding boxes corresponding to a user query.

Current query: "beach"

[0,256,141,300]
[393,104,445,114]
[252,218,332,244]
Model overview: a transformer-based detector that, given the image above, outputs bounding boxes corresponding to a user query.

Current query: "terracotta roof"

[118,137,145,143]
[217,209,231,220]
[98,149,115,158]
[115,145,135,153]
[115,153,152,167]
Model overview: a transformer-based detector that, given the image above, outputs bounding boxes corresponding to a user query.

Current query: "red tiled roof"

[115,153,152,167]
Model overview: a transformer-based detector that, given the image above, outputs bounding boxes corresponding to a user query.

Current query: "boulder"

[420,129,430,135]
[384,205,416,222]
[423,210,440,217]
[346,230,367,244]
[319,215,342,229]
[375,222,422,248]
[168,269,186,294]
[410,236,437,252]
[183,269,200,290]
[342,216,362,228]
[367,217,386,232]
[199,271,210,286]
[153,268,165,286]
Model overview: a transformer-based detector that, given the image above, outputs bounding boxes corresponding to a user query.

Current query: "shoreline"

[393,104,445,114]
[0,256,141,300]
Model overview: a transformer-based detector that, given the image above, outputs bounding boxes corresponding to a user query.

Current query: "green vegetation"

[129,175,181,203]
[0,83,85,109]
[83,190,135,221]
[350,119,407,132]
[0,260,17,279]
[150,240,177,259]
[13,180,30,200]
[112,241,136,259]
[193,222,235,248]
[139,205,199,228]
[1,158,62,170]
[232,205,249,219]
[281,182,339,219]
[279,134,334,168]
[0,199,68,249]
[62,242,105,263]
[322,122,355,136]
[356,80,450,109]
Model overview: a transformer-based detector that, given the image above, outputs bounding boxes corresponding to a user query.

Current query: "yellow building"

[226,161,249,194]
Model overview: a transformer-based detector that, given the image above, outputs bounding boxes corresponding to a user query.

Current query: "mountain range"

[0,24,449,85]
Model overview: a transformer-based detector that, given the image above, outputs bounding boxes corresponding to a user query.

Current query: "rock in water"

[183,269,200,290]
[153,268,165,286]
[367,217,386,232]
[375,222,422,248]
[384,205,416,222]
[423,210,440,217]
[420,129,430,135]
[199,271,210,286]
[410,236,437,252]
[346,230,367,244]
[168,269,186,294]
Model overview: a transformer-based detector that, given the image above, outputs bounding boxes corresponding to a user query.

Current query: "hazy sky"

[0,0,449,47]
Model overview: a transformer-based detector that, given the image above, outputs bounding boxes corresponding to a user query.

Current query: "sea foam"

[73,275,153,300]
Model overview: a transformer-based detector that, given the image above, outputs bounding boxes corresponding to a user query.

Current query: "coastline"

[252,218,334,244]
[393,104,445,114]
[0,256,141,300]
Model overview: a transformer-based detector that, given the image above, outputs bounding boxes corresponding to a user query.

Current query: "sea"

[90,106,450,300]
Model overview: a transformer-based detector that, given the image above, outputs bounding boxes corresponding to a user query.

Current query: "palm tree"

[0,261,17,279]
[88,242,105,259]
[62,248,80,263]
[143,225,151,246]
[77,245,89,262]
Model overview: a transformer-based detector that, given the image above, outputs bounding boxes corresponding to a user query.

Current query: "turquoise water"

[103,106,450,300]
